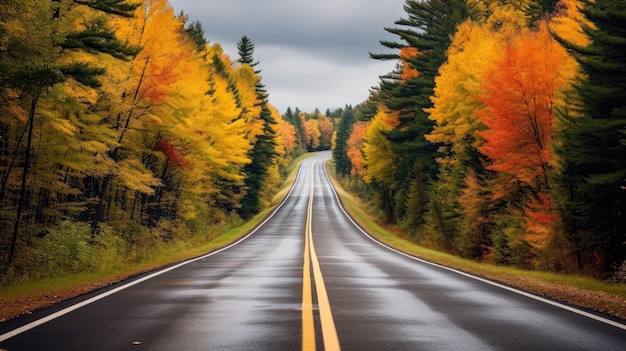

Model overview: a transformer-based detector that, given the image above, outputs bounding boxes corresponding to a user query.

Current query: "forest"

[333,0,625,278]
[0,0,334,282]
[1,0,624,285]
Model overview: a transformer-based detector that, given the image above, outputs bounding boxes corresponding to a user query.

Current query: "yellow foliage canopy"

[364,107,399,185]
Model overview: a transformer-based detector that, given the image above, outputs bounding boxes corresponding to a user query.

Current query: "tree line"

[0,0,333,280]
[333,0,625,278]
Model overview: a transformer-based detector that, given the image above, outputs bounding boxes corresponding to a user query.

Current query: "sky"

[166,0,408,113]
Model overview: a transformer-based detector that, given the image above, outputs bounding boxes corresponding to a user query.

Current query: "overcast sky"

[167,0,408,113]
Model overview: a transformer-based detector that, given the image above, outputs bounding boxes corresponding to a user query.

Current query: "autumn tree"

[84,0,186,233]
[276,115,297,157]
[346,122,368,178]
[424,2,541,258]
[477,22,577,252]
[283,107,306,151]
[317,114,334,150]
[303,118,321,151]
[363,107,400,221]
[0,0,138,267]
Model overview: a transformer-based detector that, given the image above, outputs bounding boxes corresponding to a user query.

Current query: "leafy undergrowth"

[0,211,266,322]
[327,166,626,322]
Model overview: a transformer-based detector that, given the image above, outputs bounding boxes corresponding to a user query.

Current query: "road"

[1,151,625,350]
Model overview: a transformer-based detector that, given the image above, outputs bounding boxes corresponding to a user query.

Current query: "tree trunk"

[91,173,112,236]
[7,92,39,266]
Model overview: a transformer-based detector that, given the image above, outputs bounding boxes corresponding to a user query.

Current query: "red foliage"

[476,27,567,189]
[156,138,190,169]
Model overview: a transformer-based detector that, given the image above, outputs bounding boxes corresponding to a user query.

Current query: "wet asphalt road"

[1,151,626,350]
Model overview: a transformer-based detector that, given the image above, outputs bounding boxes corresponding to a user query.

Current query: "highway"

[1,151,625,350]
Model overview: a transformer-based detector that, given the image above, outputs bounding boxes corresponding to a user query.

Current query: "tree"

[303,119,321,151]
[238,36,278,219]
[276,116,297,156]
[86,0,184,233]
[346,122,368,177]
[168,43,253,222]
[424,3,531,258]
[184,18,207,51]
[370,0,471,224]
[317,114,334,150]
[284,107,305,149]
[237,35,260,73]
[0,0,138,267]
[333,107,356,176]
[478,24,575,192]
[476,22,577,250]
[553,0,626,272]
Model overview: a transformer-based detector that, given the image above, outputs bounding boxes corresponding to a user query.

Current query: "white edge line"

[0,161,307,343]
[322,157,626,332]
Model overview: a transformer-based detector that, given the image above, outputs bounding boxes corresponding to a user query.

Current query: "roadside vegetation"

[327,161,626,321]
[0,0,335,290]
[0,153,313,322]
[332,0,625,282]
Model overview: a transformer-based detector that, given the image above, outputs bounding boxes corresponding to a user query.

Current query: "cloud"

[255,45,396,111]
[168,0,407,112]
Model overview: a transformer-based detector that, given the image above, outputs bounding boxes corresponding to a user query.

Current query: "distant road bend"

[1,151,625,350]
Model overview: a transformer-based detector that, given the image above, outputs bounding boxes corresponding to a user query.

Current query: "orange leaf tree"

[476,23,577,249]
[346,122,368,177]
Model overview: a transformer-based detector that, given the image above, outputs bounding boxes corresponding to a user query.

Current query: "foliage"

[333,0,625,277]
[369,0,472,227]
[552,0,626,273]
[0,0,307,280]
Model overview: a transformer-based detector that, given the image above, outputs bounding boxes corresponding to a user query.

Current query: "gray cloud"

[168,0,407,112]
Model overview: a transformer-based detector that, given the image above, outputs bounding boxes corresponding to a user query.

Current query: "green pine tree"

[370,0,471,224]
[188,22,207,50]
[553,0,626,272]
[237,36,278,219]
[73,0,140,18]
[333,107,356,176]
[237,35,260,73]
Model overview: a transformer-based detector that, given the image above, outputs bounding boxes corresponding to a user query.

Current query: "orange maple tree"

[476,24,573,191]
[476,23,577,248]
[346,122,368,177]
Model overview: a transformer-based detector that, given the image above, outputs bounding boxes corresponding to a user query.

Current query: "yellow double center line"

[302,161,341,351]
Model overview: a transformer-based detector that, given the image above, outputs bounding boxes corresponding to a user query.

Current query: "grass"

[326,163,626,321]
[0,153,315,322]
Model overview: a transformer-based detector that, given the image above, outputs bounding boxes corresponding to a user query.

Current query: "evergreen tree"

[553,0,626,272]
[284,107,305,149]
[333,107,356,176]
[72,0,139,17]
[237,35,260,73]
[284,107,295,123]
[539,0,560,13]
[370,0,471,223]
[184,18,207,51]
[237,36,278,219]
[240,102,278,218]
